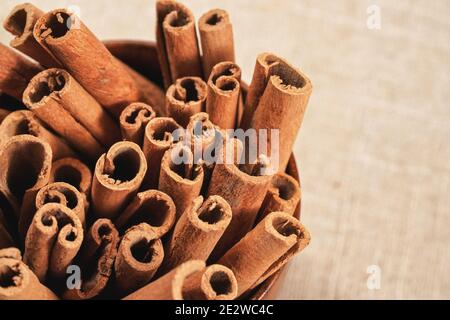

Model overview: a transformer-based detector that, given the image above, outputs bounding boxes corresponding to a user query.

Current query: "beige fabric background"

[1,0,449,299]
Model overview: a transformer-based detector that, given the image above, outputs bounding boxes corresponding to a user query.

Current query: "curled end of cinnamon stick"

[163,144,204,184]
[119,103,156,144]
[199,9,231,32]
[172,260,206,300]
[157,0,195,31]
[33,8,81,45]
[189,195,232,232]
[144,117,182,149]
[50,157,92,195]
[265,211,305,246]
[3,3,42,45]
[199,264,238,300]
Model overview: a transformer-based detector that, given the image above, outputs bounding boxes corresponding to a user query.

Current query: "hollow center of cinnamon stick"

[272,217,300,238]
[125,108,151,124]
[42,12,72,39]
[9,118,32,136]
[131,238,156,263]
[43,189,78,210]
[198,203,225,224]
[41,209,74,231]
[167,10,190,27]
[97,223,113,238]
[107,150,141,183]
[216,77,237,92]
[0,264,20,288]
[53,166,82,191]
[176,78,201,102]
[28,73,66,104]
[7,9,27,36]
[209,271,232,295]
[271,62,306,90]
[130,198,171,228]
[272,179,296,201]
[152,122,179,142]
[205,13,223,26]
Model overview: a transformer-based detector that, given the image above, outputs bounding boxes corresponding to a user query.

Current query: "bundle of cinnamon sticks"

[0,0,312,300]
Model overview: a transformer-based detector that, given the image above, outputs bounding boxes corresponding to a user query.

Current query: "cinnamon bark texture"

[0,135,52,227]
[206,62,241,129]
[119,102,156,145]
[124,260,205,300]
[198,9,235,79]
[142,117,182,189]
[240,53,312,171]
[33,9,141,115]
[115,190,176,238]
[218,211,310,297]
[62,218,119,300]
[156,0,203,88]
[159,145,204,220]
[3,3,60,67]
[0,109,11,123]
[162,195,231,273]
[114,223,164,296]
[23,68,120,158]
[91,141,147,220]
[0,248,58,300]
[206,161,272,261]
[257,172,301,223]
[0,110,74,160]
[166,77,207,128]
[0,43,42,101]
[49,157,92,198]
[0,209,15,249]
[182,264,238,300]
[23,203,83,283]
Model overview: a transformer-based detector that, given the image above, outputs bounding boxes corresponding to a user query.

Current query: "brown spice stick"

[162,195,231,273]
[91,141,147,220]
[198,9,235,79]
[23,203,83,282]
[33,9,141,115]
[142,117,182,189]
[115,190,176,238]
[240,53,313,171]
[156,0,203,88]
[257,172,301,223]
[0,43,42,101]
[123,260,205,300]
[218,211,310,296]
[159,144,204,220]
[114,223,164,296]
[3,3,60,68]
[62,218,119,300]
[120,102,156,145]
[0,110,75,160]
[182,264,238,300]
[166,77,207,128]
[0,248,58,300]
[49,157,92,197]
[0,109,11,123]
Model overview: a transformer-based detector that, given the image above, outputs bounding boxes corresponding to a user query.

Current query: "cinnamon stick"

[33,8,141,115]
[114,223,164,296]
[119,102,156,145]
[115,190,176,238]
[49,157,92,197]
[0,209,15,249]
[166,77,207,128]
[3,3,60,67]
[156,0,203,88]
[0,248,58,300]
[142,117,182,189]
[159,144,204,220]
[161,195,231,273]
[23,68,120,158]
[0,110,75,160]
[240,53,312,171]
[62,218,119,300]
[198,9,235,79]
[23,203,84,283]
[0,108,11,123]
[257,172,301,223]
[123,260,205,300]
[91,141,147,220]
[0,43,42,101]
[218,211,310,296]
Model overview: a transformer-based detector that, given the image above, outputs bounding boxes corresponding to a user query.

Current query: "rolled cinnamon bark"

[182,264,238,300]
[198,9,235,79]
[91,141,147,220]
[114,223,164,296]
[142,117,182,189]
[186,112,218,164]
[0,109,11,123]
[49,157,92,197]
[3,3,59,68]
[115,190,176,238]
[33,9,142,115]
[23,68,120,158]
[0,135,52,224]
[0,110,74,160]
[23,203,83,283]
[162,195,231,273]
[240,53,313,171]
[119,102,156,145]
[159,144,204,220]
[166,77,207,128]
[218,211,310,296]
[156,0,203,88]
[0,43,42,101]
[257,172,301,223]
[0,209,15,249]
[0,248,58,300]
[62,218,119,300]
[123,260,205,300]
[206,158,273,261]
